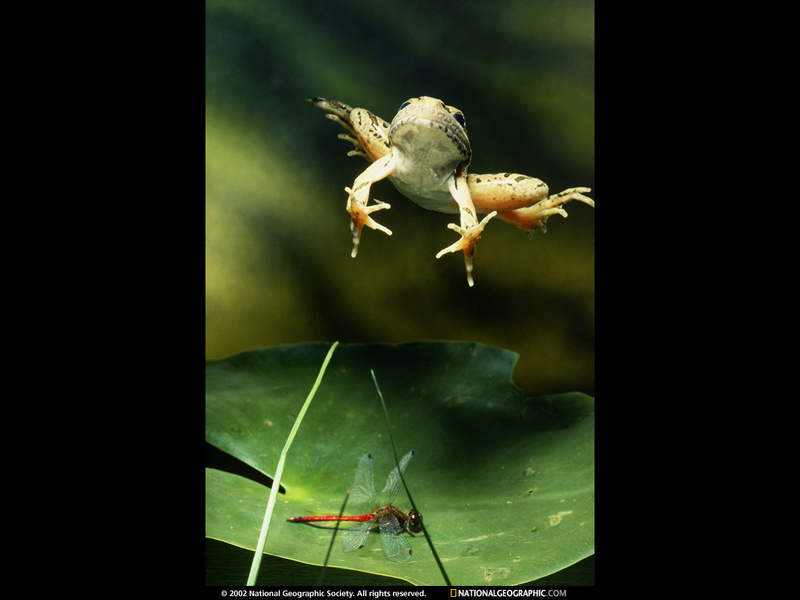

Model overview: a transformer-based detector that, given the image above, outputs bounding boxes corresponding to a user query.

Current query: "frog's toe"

[550,187,594,208]
[435,211,497,256]
[348,214,392,258]
[436,229,478,286]
[435,211,497,286]
[345,190,392,257]
[349,202,392,236]
[496,188,593,234]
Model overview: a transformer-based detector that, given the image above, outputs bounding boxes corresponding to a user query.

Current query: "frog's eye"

[451,112,466,129]
[399,101,411,110]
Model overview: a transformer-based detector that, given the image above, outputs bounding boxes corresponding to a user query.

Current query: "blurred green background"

[206,0,594,397]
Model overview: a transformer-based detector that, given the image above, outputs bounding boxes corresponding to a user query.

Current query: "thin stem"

[370,370,451,585]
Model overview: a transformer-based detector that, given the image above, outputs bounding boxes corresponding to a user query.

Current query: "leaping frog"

[308,95,594,286]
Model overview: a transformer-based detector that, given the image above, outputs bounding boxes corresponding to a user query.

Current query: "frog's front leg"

[434,174,497,287]
[345,153,397,258]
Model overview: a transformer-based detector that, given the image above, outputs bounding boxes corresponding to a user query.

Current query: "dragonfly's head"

[406,508,423,534]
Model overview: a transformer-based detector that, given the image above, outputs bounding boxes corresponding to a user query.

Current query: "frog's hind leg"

[307,97,371,160]
[495,187,593,234]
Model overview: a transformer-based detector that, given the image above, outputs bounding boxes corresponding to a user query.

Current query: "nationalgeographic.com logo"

[451,590,567,598]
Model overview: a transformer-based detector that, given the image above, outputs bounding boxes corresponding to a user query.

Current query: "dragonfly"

[286,449,423,563]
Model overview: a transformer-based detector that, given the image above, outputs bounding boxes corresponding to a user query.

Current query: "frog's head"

[390,96,471,168]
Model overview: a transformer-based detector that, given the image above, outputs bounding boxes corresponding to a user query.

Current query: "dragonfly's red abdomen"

[286,513,374,523]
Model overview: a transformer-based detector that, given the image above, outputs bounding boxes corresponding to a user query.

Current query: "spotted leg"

[435,174,497,287]
[493,187,594,234]
[345,153,396,257]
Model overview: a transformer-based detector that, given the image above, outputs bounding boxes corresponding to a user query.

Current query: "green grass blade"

[246,341,339,586]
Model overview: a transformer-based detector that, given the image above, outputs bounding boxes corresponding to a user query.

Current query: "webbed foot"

[496,187,593,234]
[345,187,392,258]
[435,211,498,287]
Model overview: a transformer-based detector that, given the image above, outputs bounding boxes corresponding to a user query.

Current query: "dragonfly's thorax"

[372,504,407,524]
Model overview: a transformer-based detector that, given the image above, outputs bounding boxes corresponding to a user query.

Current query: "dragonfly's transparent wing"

[341,521,373,554]
[342,454,377,556]
[380,449,414,503]
[349,453,377,508]
[377,513,412,563]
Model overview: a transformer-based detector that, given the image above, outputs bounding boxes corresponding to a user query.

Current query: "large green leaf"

[206,342,594,585]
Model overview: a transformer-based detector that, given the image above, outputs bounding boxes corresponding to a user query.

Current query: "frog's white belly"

[389,120,466,211]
